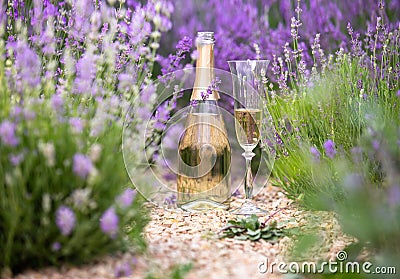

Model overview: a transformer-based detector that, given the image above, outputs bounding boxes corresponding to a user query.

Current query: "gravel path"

[12,186,354,279]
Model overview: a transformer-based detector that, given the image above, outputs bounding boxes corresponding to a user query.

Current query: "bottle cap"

[196,31,215,45]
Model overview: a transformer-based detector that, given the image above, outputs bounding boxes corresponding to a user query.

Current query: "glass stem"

[243,151,255,200]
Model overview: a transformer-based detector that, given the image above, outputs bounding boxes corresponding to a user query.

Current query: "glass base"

[179,199,230,212]
[230,200,268,215]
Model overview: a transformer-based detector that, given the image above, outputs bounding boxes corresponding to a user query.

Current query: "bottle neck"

[191,43,219,101]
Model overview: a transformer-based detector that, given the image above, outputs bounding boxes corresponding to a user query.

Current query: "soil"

[10,186,354,279]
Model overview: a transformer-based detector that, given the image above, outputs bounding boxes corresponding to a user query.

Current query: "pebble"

[12,186,354,279]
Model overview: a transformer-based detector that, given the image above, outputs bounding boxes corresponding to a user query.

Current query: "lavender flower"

[51,242,61,251]
[13,41,41,89]
[232,189,241,197]
[357,79,363,90]
[141,84,156,104]
[23,109,36,121]
[164,194,176,205]
[159,36,192,76]
[190,100,198,107]
[323,139,337,159]
[0,120,19,147]
[51,94,64,112]
[69,118,84,133]
[10,106,22,119]
[310,146,321,161]
[153,103,170,130]
[73,154,94,179]
[115,263,133,278]
[162,172,176,181]
[74,53,97,95]
[137,106,152,120]
[387,185,400,206]
[200,90,210,100]
[176,36,192,54]
[100,207,119,238]
[372,140,380,150]
[55,205,76,236]
[118,73,137,92]
[116,188,137,209]
[155,104,169,122]
[9,153,24,166]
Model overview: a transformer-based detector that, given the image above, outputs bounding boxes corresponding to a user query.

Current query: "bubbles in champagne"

[234,108,261,150]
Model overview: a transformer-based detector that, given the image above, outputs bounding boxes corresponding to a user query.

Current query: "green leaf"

[234,235,249,241]
[220,215,289,243]
[245,214,260,231]
[249,234,261,241]
[262,232,273,239]
[247,229,261,236]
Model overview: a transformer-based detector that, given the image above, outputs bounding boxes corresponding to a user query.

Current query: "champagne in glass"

[234,108,262,150]
[228,59,269,215]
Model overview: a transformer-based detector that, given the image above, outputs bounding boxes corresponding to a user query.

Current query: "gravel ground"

[11,186,354,279]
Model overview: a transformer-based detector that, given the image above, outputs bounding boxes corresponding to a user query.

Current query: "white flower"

[38,142,56,167]
[89,143,102,162]
[71,188,91,208]
[42,193,51,213]
[87,167,99,186]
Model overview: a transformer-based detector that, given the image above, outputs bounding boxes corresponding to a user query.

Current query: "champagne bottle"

[177,31,231,211]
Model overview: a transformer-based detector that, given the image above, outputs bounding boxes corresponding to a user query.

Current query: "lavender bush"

[162,0,400,71]
[0,0,175,274]
[262,1,400,271]
[267,10,399,207]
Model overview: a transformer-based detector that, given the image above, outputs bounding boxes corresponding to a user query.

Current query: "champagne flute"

[228,59,269,215]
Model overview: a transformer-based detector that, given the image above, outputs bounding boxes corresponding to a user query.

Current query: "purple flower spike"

[14,41,41,89]
[51,94,64,112]
[232,189,241,197]
[372,140,380,150]
[9,153,24,166]
[73,154,94,179]
[164,194,177,205]
[51,242,61,251]
[0,120,19,147]
[310,146,320,161]
[155,103,170,123]
[100,207,119,238]
[387,185,400,206]
[69,118,84,133]
[115,261,133,278]
[323,140,337,159]
[116,188,137,209]
[176,36,192,54]
[56,206,76,236]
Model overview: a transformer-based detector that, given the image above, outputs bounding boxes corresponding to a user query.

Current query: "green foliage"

[267,24,400,209]
[0,4,156,272]
[265,13,400,275]
[145,263,193,279]
[0,90,149,273]
[219,214,286,242]
[170,263,193,279]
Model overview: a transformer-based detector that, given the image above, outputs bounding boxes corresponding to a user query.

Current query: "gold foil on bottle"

[191,43,220,100]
